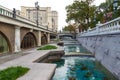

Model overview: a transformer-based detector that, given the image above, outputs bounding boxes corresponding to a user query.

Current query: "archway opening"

[21,32,37,49]
[0,32,9,54]
[41,33,47,45]
[59,35,74,40]
[50,34,57,39]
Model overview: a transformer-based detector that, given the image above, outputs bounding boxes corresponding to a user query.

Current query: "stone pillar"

[38,31,41,46]
[15,26,21,52]
[47,33,50,43]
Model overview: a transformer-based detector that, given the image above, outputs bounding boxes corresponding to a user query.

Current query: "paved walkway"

[0,50,30,64]
[0,44,64,80]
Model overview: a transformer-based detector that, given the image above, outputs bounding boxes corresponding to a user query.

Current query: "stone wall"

[0,22,15,52]
[20,27,39,45]
[77,34,120,79]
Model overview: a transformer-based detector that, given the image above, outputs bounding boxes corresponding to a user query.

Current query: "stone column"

[47,33,50,43]
[15,26,21,52]
[38,31,41,46]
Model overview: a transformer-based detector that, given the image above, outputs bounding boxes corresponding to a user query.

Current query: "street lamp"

[35,1,39,27]
[113,0,118,18]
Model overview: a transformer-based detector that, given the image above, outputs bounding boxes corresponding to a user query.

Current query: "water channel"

[52,38,117,80]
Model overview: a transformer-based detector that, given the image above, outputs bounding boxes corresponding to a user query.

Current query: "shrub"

[0,66,29,80]
[37,45,57,50]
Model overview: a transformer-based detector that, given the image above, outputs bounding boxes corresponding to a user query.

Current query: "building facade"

[20,6,58,32]
[0,4,55,54]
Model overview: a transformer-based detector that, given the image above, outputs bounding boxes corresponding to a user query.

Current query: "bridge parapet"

[0,5,13,17]
[79,17,120,37]
[0,5,48,30]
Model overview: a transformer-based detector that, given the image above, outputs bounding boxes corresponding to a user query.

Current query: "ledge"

[0,46,64,80]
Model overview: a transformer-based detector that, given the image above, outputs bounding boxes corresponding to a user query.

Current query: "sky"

[0,0,105,31]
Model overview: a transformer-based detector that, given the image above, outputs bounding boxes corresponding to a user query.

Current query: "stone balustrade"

[79,17,120,37]
[0,5,13,17]
[0,5,48,30]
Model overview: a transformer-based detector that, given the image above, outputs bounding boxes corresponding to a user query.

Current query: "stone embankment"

[0,44,64,80]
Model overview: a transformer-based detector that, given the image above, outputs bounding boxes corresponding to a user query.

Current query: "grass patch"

[37,45,57,50]
[0,66,29,80]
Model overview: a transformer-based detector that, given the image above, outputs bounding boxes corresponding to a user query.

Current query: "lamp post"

[113,0,118,19]
[35,1,39,27]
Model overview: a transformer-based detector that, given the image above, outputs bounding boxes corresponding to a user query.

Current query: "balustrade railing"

[0,5,48,30]
[0,5,13,17]
[79,17,120,36]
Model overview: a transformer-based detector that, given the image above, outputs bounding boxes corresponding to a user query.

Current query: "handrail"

[79,17,120,36]
[0,5,48,30]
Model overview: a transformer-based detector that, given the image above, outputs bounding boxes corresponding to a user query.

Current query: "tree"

[63,24,76,33]
[98,1,120,22]
[66,0,96,31]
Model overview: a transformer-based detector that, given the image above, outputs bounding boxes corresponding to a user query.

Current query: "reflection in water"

[64,45,91,54]
[52,57,117,80]
[76,46,80,52]
[52,59,65,68]
[63,38,91,54]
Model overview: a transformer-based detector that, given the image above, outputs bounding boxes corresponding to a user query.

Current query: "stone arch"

[21,32,37,49]
[50,34,57,39]
[59,34,74,40]
[41,32,47,45]
[0,31,11,53]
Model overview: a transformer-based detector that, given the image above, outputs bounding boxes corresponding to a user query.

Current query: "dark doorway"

[41,34,47,45]
[21,32,37,49]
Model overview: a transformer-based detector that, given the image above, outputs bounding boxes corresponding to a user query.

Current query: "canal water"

[52,56,117,80]
[64,44,91,54]
[63,39,91,54]
[52,38,117,80]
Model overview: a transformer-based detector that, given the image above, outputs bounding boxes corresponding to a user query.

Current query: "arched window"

[21,33,37,49]
[0,33,9,53]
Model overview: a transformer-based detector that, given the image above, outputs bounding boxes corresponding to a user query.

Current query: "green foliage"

[66,0,120,31]
[66,0,96,31]
[98,1,120,22]
[37,45,57,50]
[99,2,107,10]
[63,25,76,33]
[0,66,29,80]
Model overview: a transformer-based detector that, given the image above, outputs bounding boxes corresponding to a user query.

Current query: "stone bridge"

[0,5,57,54]
[77,17,120,79]
[58,32,76,40]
